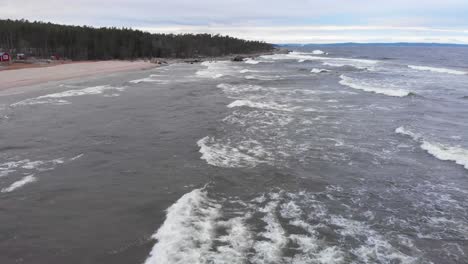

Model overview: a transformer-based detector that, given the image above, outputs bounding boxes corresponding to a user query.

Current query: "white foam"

[196,61,232,79]
[11,85,125,106]
[252,200,288,264]
[245,59,260,64]
[396,126,468,170]
[143,187,221,264]
[421,142,468,170]
[311,68,330,73]
[312,50,326,55]
[262,52,377,70]
[329,215,417,264]
[339,75,411,97]
[130,77,159,84]
[323,60,372,70]
[1,175,37,193]
[197,136,265,168]
[408,65,466,75]
[211,217,253,264]
[11,98,71,106]
[0,158,65,178]
[69,154,84,161]
[395,127,421,141]
[323,62,346,68]
[228,100,292,112]
[245,75,282,81]
[223,110,294,128]
[22,158,65,170]
[217,83,265,96]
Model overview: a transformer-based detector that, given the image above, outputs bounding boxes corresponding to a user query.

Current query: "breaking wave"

[262,52,378,70]
[312,50,326,55]
[197,137,271,168]
[143,187,223,264]
[11,85,126,106]
[196,61,241,79]
[228,99,293,112]
[245,58,260,64]
[311,68,330,74]
[245,74,282,81]
[339,75,411,97]
[408,65,466,75]
[144,187,437,264]
[396,127,468,170]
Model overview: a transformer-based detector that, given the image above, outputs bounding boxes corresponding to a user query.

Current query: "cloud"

[137,25,468,44]
[3,0,468,43]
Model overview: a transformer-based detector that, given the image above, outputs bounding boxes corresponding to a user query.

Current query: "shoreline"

[0,50,281,93]
[0,60,160,93]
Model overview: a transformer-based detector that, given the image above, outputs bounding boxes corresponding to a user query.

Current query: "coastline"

[0,60,159,93]
[0,50,281,94]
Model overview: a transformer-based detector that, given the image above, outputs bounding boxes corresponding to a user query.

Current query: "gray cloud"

[2,0,468,43]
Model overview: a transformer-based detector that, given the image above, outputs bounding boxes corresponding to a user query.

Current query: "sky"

[2,0,468,44]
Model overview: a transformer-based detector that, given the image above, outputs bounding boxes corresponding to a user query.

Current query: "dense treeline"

[0,19,273,60]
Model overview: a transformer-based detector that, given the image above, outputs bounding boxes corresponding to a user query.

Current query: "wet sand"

[0,61,158,92]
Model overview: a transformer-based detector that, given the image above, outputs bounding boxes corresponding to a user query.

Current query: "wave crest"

[339,75,411,97]
[396,127,468,170]
[408,65,466,75]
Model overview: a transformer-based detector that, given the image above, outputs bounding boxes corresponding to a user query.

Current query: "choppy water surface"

[1,46,468,264]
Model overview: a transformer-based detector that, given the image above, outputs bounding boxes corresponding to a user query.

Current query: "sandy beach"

[0,60,157,92]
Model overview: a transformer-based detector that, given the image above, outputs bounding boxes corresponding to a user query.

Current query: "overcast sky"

[3,0,468,44]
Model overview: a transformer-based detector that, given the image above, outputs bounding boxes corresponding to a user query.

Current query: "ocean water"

[0,45,467,263]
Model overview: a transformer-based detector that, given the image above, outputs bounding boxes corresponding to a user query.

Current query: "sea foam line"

[396,127,468,170]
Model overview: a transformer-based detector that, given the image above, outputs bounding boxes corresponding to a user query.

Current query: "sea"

[0,45,467,264]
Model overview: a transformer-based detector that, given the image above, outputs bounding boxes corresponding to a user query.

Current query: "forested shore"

[0,19,273,60]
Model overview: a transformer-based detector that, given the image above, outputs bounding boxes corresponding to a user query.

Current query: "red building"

[0,52,11,62]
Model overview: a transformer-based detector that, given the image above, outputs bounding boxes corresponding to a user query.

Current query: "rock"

[184,59,202,64]
[232,56,245,62]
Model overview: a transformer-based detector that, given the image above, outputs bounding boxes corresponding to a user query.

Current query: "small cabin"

[0,52,11,62]
[17,53,26,60]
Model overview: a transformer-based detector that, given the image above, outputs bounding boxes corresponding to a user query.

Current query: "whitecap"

[197,137,267,168]
[262,52,377,70]
[11,85,126,106]
[339,75,411,97]
[0,158,65,178]
[408,65,466,75]
[244,59,260,64]
[396,126,468,170]
[227,100,292,112]
[196,61,230,79]
[245,75,282,81]
[311,68,330,73]
[252,200,288,264]
[1,175,37,193]
[130,77,159,84]
[323,62,346,68]
[143,187,222,264]
[312,50,326,55]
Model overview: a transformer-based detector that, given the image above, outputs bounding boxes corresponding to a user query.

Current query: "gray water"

[1,46,467,264]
